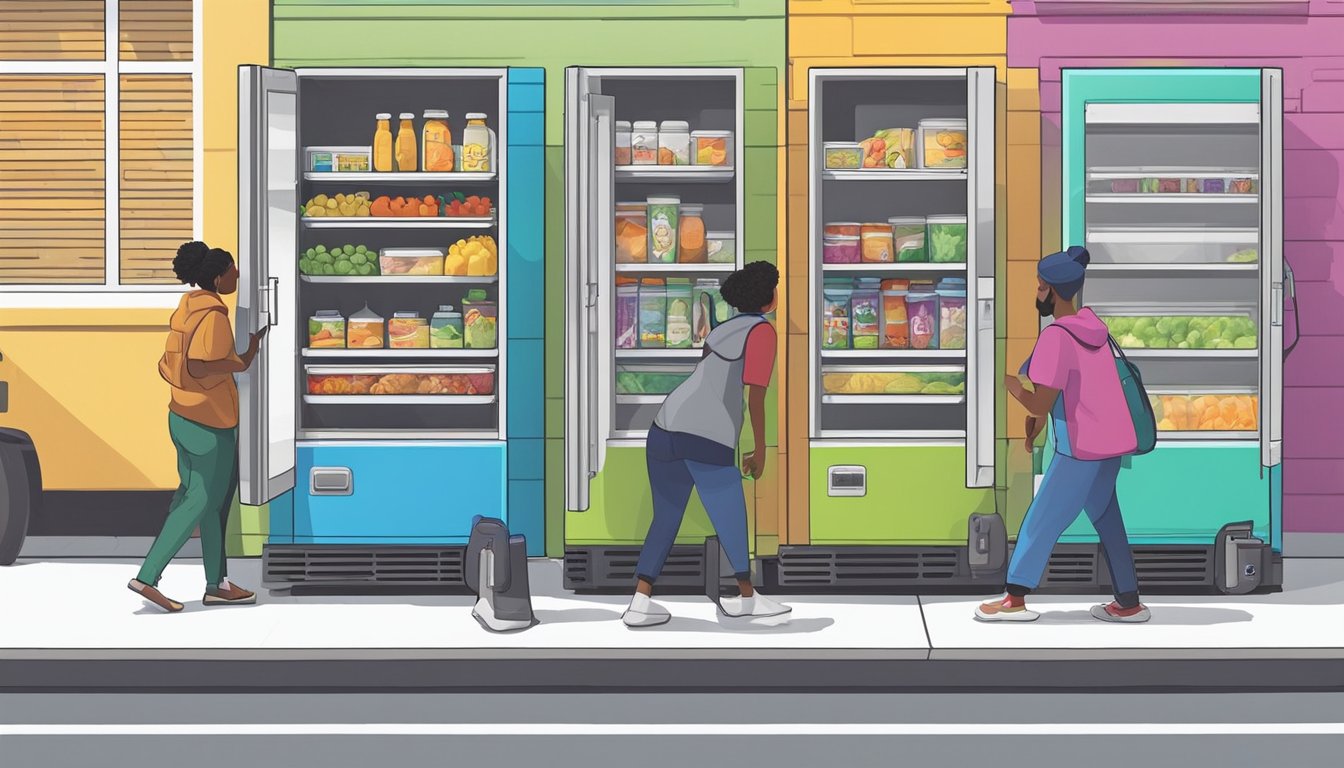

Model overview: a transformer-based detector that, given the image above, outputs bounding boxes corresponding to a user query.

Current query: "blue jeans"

[635,427,751,583]
[1008,453,1140,606]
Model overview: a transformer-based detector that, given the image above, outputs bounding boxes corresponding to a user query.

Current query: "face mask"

[1036,293,1055,318]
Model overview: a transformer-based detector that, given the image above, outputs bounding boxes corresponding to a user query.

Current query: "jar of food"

[658,120,691,166]
[615,121,632,166]
[824,222,861,238]
[461,113,494,173]
[692,279,723,348]
[373,114,393,172]
[822,234,860,264]
[615,279,639,349]
[647,197,679,263]
[889,217,927,263]
[917,118,967,169]
[823,142,863,170]
[926,215,968,264]
[677,204,706,263]
[631,121,658,165]
[690,130,733,167]
[880,279,910,349]
[308,310,346,349]
[462,289,498,350]
[389,312,430,349]
[906,287,939,350]
[639,278,667,348]
[850,278,882,349]
[394,113,417,172]
[430,305,464,349]
[421,110,454,172]
[347,305,385,349]
[615,203,648,263]
[860,223,894,263]
[936,277,968,350]
[706,232,735,264]
[665,278,693,349]
[822,280,853,350]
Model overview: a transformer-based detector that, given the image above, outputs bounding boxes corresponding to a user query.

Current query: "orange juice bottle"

[394,113,417,172]
[372,113,393,172]
[421,110,454,172]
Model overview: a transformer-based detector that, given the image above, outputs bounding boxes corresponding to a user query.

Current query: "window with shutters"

[0,0,198,294]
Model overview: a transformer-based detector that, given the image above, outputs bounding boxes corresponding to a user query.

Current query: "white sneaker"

[719,593,792,619]
[622,593,671,628]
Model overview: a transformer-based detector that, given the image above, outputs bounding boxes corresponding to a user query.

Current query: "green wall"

[273,0,786,556]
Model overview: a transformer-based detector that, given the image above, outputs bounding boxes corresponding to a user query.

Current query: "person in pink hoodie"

[977,246,1150,623]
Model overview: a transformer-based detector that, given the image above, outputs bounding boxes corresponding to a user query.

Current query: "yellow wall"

[785,0,1010,543]
[0,0,269,491]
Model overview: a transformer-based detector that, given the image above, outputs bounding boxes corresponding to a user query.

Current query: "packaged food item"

[691,130,733,167]
[823,142,863,170]
[1110,179,1139,194]
[926,215,968,264]
[1151,393,1258,432]
[666,278,693,349]
[647,197,680,263]
[373,114,393,172]
[851,278,882,349]
[692,278,723,348]
[462,289,498,349]
[615,203,648,263]
[859,128,916,170]
[822,280,853,350]
[1158,178,1181,194]
[430,305,464,349]
[616,366,692,395]
[307,146,372,173]
[1099,313,1258,350]
[678,204,707,263]
[906,285,939,350]
[860,223,894,264]
[447,235,498,277]
[422,110,454,172]
[706,232,736,264]
[615,121,632,166]
[917,119,967,169]
[824,222,861,238]
[461,113,494,173]
[658,120,690,166]
[632,121,659,165]
[822,235,860,264]
[394,113,417,172]
[616,279,639,349]
[380,247,446,276]
[1140,178,1159,194]
[347,305,385,349]
[639,278,667,348]
[389,312,430,349]
[1202,178,1226,194]
[822,370,965,396]
[308,310,346,349]
[888,217,927,263]
[881,279,910,349]
[936,277,968,350]
[1229,177,1256,194]
[1227,248,1258,264]
[300,242,377,276]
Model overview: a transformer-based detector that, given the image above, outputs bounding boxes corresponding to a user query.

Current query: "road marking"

[2,723,1343,736]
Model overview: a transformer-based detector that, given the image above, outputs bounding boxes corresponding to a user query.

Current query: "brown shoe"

[129,579,184,613]
[203,578,256,606]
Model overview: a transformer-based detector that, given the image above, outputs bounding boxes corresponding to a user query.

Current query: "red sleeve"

[741,322,776,388]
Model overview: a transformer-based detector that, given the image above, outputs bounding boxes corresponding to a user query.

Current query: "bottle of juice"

[422,110,453,172]
[373,113,393,172]
[461,113,494,173]
[394,113,417,172]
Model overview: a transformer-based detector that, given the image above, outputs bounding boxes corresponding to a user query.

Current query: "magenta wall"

[1009,1,1344,534]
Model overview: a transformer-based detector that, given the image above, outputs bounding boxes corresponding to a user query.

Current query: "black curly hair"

[172,241,233,289]
[720,260,778,314]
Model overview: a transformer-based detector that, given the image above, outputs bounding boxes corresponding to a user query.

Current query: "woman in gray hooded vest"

[624,262,791,627]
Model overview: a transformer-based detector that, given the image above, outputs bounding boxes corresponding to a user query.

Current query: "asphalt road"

[2,693,1342,767]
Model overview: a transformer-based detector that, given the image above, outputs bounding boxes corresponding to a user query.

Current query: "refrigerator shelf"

[615,349,703,360]
[822,394,965,405]
[821,169,967,182]
[303,395,496,405]
[1157,431,1259,441]
[822,263,966,273]
[1124,349,1258,359]
[302,171,497,183]
[614,263,736,274]
[615,394,668,405]
[305,365,494,375]
[1085,194,1257,205]
[818,429,966,441]
[615,166,735,182]
[822,364,964,375]
[821,350,966,360]
[1087,168,1259,180]
[300,274,498,284]
[299,429,501,441]
[1087,263,1258,274]
[1087,227,1258,245]
[301,349,499,359]
[302,216,495,229]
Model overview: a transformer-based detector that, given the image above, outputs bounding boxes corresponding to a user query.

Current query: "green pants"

[138,412,238,587]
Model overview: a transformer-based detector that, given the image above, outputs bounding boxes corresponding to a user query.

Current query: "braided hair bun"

[172,240,233,289]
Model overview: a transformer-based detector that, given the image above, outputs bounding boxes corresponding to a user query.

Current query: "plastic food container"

[850,278,882,349]
[917,119,967,169]
[1097,309,1258,351]
[616,203,648,263]
[616,280,639,349]
[430,306,464,349]
[639,278,667,348]
[305,368,494,397]
[881,279,910,349]
[822,280,853,350]
[824,222,861,238]
[647,197,680,263]
[665,278,693,349]
[906,287,939,350]
[691,130,733,167]
[631,121,659,165]
[692,278,724,348]
[822,234,860,264]
[347,305,385,349]
[1150,392,1258,432]
[888,217,927,263]
[308,310,346,349]
[1228,178,1256,194]
[823,142,863,170]
[822,369,965,395]
[1158,178,1182,194]
[860,223,894,263]
[706,231,736,264]
[615,121,632,166]
[926,216,968,264]
[389,312,430,349]
[616,365,693,395]
[379,247,445,276]
[936,278,968,350]
[462,289,498,350]
[1110,179,1139,194]
[658,120,691,166]
[678,204,707,263]
[306,146,371,173]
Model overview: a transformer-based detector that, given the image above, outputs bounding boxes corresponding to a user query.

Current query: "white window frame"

[0,0,202,308]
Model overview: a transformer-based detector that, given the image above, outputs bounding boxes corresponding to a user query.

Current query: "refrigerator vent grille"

[264,546,466,587]
[564,546,736,592]
[1039,546,1100,589]
[1132,547,1214,586]
[772,547,967,589]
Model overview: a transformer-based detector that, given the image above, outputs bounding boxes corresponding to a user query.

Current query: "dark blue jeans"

[635,426,751,583]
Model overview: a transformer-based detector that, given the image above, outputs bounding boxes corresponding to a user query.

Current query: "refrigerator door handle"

[268,277,281,328]
[1271,284,1283,327]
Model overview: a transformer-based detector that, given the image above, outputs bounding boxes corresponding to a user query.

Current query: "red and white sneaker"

[1091,601,1150,623]
[974,595,1039,622]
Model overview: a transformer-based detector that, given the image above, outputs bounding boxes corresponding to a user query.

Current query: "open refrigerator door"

[1260,69,1284,471]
